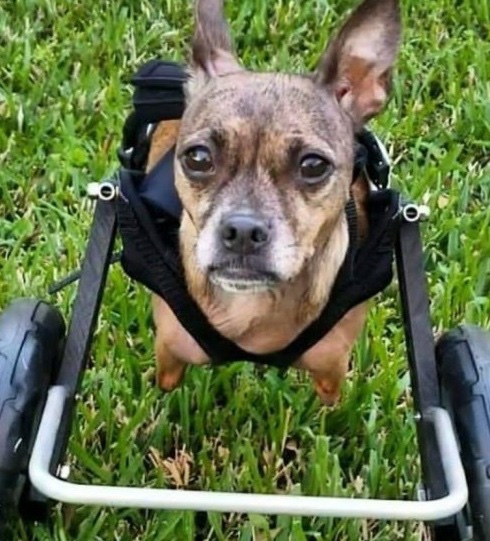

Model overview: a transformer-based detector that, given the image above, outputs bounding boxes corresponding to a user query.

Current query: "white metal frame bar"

[29,386,468,521]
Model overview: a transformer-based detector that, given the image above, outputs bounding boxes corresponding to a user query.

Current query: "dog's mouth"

[209,266,280,293]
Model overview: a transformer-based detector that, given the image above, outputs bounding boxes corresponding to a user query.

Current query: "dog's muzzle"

[209,211,278,293]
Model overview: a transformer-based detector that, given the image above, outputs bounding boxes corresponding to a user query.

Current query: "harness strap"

[118,164,398,367]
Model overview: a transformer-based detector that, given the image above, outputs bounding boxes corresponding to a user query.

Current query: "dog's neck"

[182,212,349,355]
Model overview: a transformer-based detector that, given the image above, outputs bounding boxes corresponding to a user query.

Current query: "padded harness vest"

[116,60,401,368]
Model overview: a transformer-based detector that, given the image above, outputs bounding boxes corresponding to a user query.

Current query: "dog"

[147,0,401,405]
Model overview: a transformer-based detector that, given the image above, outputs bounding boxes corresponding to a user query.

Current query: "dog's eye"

[299,154,333,183]
[183,146,214,175]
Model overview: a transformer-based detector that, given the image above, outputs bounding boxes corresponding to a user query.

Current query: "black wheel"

[0,299,65,526]
[436,324,490,541]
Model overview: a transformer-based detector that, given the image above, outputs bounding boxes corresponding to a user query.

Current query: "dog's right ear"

[189,0,242,91]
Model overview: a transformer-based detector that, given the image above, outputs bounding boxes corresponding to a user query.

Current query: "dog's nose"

[220,212,270,254]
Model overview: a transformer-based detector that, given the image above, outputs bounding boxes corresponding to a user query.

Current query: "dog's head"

[175,0,401,295]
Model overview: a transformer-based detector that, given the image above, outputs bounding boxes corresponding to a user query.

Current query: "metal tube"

[29,386,468,520]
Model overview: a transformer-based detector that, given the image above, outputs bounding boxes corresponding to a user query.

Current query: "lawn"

[1,0,489,540]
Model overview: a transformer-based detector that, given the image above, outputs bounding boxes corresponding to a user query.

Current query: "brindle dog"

[148,0,401,405]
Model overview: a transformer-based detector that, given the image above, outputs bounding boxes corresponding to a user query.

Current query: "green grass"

[1,0,489,539]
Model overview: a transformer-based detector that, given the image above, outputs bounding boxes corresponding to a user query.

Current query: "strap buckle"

[357,130,391,191]
[365,133,391,191]
[118,123,155,169]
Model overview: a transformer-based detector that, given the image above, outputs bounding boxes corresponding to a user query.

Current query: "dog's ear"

[316,0,401,127]
[190,0,241,86]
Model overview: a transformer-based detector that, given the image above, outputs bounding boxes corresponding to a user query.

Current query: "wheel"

[0,299,65,525]
[436,325,490,541]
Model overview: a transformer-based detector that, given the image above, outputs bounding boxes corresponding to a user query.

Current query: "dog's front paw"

[156,367,186,392]
[154,339,187,392]
[312,376,342,406]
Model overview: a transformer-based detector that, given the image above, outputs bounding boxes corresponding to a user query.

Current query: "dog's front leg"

[310,357,350,406]
[154,330,188,391]
[152,295,210,391]
[295,303,368,406]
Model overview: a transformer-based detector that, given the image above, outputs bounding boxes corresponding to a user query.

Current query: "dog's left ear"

[316,0,401,128]
[190,0,242,84]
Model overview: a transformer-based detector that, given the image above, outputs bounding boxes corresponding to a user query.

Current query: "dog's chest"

[203,292,309,354]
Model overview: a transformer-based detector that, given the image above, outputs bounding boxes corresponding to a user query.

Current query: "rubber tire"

[0,299,65,523]
[436,325,490,541]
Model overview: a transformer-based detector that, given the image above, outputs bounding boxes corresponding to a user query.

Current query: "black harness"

[116,60,401,368]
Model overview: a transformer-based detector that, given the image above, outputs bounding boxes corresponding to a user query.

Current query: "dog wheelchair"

[1,60,490,541]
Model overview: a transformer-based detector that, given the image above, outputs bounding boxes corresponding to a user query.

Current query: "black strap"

[119,170,181,276]
[138,147,183,221]
[356,130,390,189]
[118,165,399,367]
